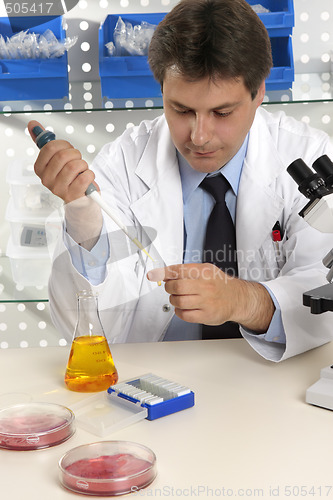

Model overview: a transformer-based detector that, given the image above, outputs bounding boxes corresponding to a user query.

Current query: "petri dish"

[59,440,157,496]
[0,402,75,450]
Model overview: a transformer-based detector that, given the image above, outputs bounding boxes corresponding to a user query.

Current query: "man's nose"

[190,114,213,147]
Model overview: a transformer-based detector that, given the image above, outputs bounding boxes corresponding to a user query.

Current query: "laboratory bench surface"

[1,338,333,499]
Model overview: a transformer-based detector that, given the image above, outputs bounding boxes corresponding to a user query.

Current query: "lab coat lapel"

[236,110,285,273]
[130,117,184,266]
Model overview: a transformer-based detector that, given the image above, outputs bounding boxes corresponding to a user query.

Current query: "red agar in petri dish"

[0,402,75,450]
[59,441,157,496]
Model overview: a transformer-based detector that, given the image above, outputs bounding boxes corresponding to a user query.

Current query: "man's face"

[163,71,265,173]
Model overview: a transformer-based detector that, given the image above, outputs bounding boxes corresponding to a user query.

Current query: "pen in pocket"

[272,221,282,254]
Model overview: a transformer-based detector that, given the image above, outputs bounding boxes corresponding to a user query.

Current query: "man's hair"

[148,0,273,99]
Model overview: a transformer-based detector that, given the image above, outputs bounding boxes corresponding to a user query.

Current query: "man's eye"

[174,108,190,114]
[215,111,232,117]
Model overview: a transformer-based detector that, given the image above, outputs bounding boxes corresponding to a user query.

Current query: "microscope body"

[288,154,333,409]
[288,155,333,314]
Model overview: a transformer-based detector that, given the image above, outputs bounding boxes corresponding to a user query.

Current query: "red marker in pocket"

[272,222,282,252]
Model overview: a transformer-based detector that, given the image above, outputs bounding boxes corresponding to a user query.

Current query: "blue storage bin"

[246,0,294,36]
[99,10,294,100]
[266,36,294,90]
[99,13,165,100]
[0,16,69,101]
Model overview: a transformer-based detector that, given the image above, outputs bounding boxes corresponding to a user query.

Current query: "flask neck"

[74,292,105,339]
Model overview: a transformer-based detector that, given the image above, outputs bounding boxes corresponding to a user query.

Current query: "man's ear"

[256,80,266,107]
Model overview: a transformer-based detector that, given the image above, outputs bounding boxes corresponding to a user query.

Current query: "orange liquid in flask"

[65,335,118,392]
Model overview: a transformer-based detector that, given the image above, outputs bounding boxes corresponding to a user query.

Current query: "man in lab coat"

[28,0,333,362]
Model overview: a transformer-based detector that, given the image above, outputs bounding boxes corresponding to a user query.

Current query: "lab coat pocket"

[258,236,284,280]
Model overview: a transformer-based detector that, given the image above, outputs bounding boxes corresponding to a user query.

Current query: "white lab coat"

[49,107,333,362]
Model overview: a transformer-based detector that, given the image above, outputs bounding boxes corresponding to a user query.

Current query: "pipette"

[32,126,160,267]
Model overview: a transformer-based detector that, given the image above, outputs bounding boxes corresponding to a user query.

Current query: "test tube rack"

[107,373,195,420]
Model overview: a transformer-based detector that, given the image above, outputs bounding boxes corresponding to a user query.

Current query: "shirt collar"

[178,134,249,203]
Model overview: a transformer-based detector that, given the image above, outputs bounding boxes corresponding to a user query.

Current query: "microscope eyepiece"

[287,158,328,200]
[312,155,333,188]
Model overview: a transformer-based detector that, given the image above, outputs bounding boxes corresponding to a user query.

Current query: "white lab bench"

[1,338,333,499]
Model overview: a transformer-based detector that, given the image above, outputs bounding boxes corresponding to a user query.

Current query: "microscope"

[288,154,333,410]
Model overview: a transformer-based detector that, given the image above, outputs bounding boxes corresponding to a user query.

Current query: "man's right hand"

[28,120,103,250]
[28,119,98,204]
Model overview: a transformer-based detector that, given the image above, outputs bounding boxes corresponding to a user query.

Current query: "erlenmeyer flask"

[65,290,118,392]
